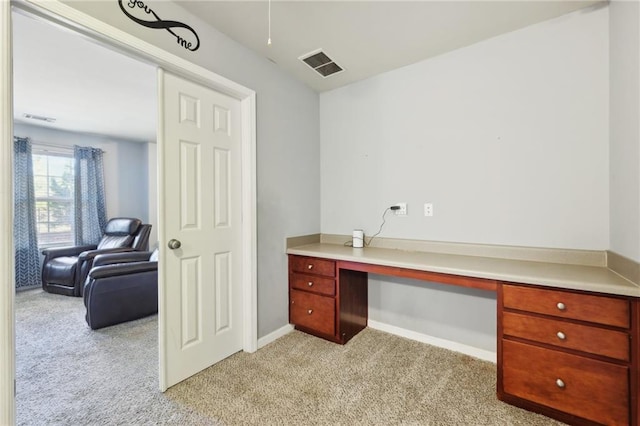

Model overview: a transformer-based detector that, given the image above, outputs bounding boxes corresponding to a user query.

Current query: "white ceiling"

[180,0,604,93]
[12,1,603,140]
[12,11,157,142]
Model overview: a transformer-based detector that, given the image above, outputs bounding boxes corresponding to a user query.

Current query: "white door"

[159,70,243,389]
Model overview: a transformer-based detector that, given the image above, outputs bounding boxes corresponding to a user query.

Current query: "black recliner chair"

[41,218,151,297]
[83,249,158,330]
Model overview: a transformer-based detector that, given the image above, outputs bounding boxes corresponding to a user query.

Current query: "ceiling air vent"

[23,113,56,123]
[299,49,343,78]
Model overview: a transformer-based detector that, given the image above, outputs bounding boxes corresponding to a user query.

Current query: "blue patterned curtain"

[14,137,41,289]
[74,146,107,245]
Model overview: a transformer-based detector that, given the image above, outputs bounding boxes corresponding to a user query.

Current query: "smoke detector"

[299,49,343,78]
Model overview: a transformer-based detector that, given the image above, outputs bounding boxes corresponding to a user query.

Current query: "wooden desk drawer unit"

[289,255,367,344]
[499,282,635,426]
[503,340,629,426]
[290,289,335,336]
[290,273,335,297]
[290,256,336,277]
[502,284,630,328]
[503,311,630,361]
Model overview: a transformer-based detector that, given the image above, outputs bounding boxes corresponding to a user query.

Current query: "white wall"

[14,122,152,228]
[321,6,609,250]
[62,1,321,338]
[610,0,640,262]
[321,6,609,352]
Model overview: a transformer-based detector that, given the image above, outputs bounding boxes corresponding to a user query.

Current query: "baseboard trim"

[368,320,497,363]
[258,324,294,349]
[257,322,496,362]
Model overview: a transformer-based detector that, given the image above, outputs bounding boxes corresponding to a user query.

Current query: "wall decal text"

[118,0,200,52]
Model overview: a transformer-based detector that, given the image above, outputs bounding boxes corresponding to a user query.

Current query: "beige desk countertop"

[287,243,640,297]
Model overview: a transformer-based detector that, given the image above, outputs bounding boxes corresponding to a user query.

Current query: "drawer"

[503,311,630,361]
[291,273,335,297]
[502,284,630,328]
[502,340,628,426]
[290,289,335,336]
[290,256,336,277]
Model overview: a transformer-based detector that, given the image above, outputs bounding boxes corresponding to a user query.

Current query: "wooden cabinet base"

[290,289,336,336]
[293,324,345,344]
[289,255,368,345]
[501,340,628,425]
[336,268,368,343]
[497,393,605,426]
[498,282,636,426]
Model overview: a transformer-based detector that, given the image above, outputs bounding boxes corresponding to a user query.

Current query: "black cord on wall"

[344,205,399,247]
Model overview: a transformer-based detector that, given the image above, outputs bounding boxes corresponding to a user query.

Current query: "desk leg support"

[337,269,368,344]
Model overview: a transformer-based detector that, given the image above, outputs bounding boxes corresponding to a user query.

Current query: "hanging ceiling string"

[267,0,272,45]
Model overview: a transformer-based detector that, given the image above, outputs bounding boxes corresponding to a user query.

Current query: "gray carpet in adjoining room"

[16,289,213,426]
[16,288,561,425]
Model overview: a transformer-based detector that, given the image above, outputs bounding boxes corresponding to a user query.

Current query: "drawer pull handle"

[556,331,566,340]
[307,264,313,270]
[308,281,313,287]
[307,309,313,315]
[556,302,566,311]
[556,378,565,389]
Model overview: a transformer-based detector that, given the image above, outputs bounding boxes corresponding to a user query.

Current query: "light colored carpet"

[16,289,213,426]
[16,289,561,425]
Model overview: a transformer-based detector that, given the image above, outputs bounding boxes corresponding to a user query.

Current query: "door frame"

[1,0,258,421]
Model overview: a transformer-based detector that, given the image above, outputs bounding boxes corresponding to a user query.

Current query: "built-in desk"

[286,242,640,426]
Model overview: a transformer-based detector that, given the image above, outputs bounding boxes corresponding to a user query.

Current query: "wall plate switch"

[424,203,433,217]
[394,203,407,216]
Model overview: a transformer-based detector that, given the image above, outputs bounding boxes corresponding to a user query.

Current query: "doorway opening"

[12,8,159,424]
[2,1,257,424]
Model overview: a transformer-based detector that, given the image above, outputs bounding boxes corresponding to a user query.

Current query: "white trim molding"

[0,1,15,423]
[156,68,168,392]
[368,320,497,363]
[258,324,295,350]
[242,92,258,354]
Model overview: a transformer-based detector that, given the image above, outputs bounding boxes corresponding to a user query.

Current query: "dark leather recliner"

[41,218,151,297]
[83,249,158,330]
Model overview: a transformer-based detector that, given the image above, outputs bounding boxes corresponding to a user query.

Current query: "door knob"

[167,239,182,250]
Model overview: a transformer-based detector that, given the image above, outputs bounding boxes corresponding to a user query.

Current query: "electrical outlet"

[394,203,407,216]
[424,203,433,217]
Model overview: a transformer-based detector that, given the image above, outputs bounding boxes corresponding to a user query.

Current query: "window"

[32,147,74,247]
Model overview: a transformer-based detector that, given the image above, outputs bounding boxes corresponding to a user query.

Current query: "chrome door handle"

[167,239,182,250]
